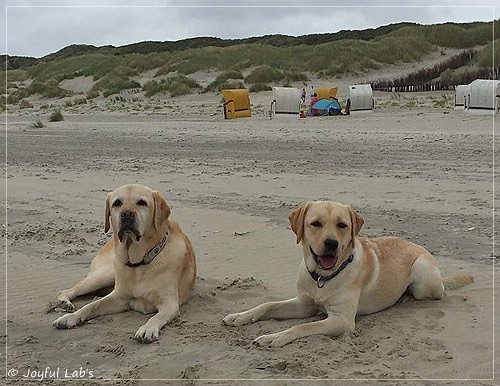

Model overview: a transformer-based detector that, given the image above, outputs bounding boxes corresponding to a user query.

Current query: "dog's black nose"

[120,210,135,227]
[324,238,338,251]
[120,210,135,219]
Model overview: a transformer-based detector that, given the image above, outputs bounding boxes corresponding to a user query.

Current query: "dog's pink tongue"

[320,255,336,269]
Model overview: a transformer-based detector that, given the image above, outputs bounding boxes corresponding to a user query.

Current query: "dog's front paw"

[134,324,159,343]
[57,299,76,312]
[253,332,291,348]
[52,313,83,329]
[222,312,256,327]
[56,291,76,311]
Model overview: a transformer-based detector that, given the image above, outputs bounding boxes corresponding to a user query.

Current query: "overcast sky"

[2,0,497,58]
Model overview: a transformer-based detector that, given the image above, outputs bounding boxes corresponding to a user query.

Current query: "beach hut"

[454,85,468,110]
[466,79,500,113]
[315,87,338,100]
[222,89,251,119]
[349,84,373,111]
[270,87,301,118]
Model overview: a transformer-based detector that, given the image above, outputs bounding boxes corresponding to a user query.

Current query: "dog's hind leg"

[408,254,444,300]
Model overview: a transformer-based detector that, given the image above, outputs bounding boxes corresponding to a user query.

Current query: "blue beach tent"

[312,98,342,115]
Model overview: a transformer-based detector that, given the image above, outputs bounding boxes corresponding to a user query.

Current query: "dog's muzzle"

[310,238,339,270]
[118,210,141,242]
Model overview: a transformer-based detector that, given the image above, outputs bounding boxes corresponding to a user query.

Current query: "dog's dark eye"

[311,221,322,228]
[112,199,122,208]
[137,199,148,206]
[338,222,348,229]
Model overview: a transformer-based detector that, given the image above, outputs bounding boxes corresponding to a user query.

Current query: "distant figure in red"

[309,93,318,116]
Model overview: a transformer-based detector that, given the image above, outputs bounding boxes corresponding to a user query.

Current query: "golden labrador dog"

[53,184,196,343]
[223,201,473,347]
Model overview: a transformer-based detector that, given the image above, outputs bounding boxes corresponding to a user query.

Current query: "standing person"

[345,97,351,115]
[301,88,306,103]
[309,93,318,116]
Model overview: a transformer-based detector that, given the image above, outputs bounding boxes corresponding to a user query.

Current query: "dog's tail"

[443,272,474,290]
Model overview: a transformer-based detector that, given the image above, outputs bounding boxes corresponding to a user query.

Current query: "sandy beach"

[2,82,498,385]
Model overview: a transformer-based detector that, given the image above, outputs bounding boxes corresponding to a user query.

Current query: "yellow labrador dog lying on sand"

[223,201,473,348]
[53,184,196,343]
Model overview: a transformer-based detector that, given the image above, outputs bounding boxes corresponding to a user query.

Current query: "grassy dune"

[2,20,498,109]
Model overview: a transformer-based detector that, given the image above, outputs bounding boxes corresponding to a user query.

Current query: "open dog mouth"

[310,247,338,270]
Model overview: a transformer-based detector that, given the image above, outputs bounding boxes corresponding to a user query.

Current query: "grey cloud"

[2,1,495,57]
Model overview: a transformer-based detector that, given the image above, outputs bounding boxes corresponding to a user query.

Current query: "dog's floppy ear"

[153,191,171,231]
[104,193,111,233]
[349,206,364,248]
[288,203,311,244]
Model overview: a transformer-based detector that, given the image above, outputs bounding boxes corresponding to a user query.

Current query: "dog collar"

[125,233,168,268]
[308,253,354,288]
